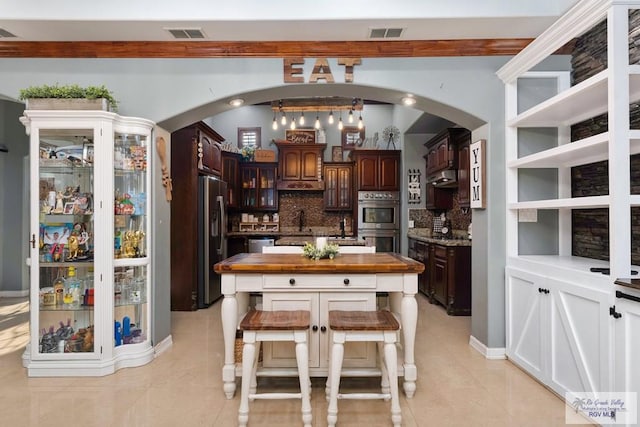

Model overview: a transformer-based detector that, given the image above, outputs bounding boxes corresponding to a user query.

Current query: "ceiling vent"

[165,28,206,39]
[0,28,17,38]
[368,28,404,39]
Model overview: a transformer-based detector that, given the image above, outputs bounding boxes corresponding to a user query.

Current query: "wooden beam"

[0,39,575,58]
[271,98,363,112]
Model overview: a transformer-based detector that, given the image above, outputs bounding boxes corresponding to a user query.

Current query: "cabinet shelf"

[508,195,610,210]
[40,305,95,312]
[114,257,149,267]
[508,67,640,128]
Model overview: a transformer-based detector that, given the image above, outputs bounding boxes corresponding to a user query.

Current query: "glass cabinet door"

[113,131,149,348]
[35,128,96,356]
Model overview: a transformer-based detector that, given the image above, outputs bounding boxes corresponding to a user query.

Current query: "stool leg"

[238,335,256,427]
[325,331,332,400]
[377,341,391,398]
[327,333,345,427]
[295,332,312,427]
[249,341,260,398]
[384,340,401,427]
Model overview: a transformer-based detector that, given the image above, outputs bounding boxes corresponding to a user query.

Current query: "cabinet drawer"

[434,246,447,258]
[264,274,376,289]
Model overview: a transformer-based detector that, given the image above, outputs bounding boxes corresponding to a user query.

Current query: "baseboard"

[469,335,506,360]
[0,289,29,298]
[154,334,173,357]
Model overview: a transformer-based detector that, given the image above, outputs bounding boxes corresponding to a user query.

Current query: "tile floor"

[0,295,590,426]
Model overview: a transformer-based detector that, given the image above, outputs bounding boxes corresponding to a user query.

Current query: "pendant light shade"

[281,111,287,125]
[272,113,278,130]
[338,114,344,130]
[328,110,334,125]
[358,114,364,129]
[299,111,305,126]
[348,109,354,123]
[314,115,321,129]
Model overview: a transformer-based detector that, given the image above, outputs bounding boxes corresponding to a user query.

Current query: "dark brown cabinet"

[408,238,429,297]
[429,244,471,315]
[170,122,225,311]
[240,162,278,211]
[354,150,400,191]
[424,128,468,175]
[457,140,471,208]
[222,151,242,210]
[275,142,325,190]
[425,185,453,210]
[323,162,354,211]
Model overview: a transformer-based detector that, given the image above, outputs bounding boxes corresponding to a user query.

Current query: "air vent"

[165,28,206,39]
[0,28,17,38]
[368,28,404,39]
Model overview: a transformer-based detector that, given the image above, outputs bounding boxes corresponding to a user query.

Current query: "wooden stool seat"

[328,310,399,331]
[240,310,310,331]
[326,310,401,427]
[238,310,312,427]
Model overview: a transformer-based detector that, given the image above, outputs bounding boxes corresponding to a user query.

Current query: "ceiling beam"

[0,39,573,58]
[271,98,363,112]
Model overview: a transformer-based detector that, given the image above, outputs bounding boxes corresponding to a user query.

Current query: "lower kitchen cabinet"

[506,267,612,398]
[614,287,640,412]
[429,244,471,315]
[261,292,376,369]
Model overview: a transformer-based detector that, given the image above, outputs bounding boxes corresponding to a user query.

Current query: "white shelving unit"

[498,1,640,421]
[21,110,155,376]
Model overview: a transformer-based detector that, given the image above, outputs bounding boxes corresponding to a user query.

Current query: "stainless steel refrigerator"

[198,175,227,308]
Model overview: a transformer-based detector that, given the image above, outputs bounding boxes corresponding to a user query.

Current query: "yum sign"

[283,58,362,83]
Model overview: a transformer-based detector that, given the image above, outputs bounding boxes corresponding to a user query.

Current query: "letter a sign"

[470,139,486,209]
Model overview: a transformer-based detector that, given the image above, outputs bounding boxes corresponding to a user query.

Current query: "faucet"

[298,209,305,232]
[340,215,346,238]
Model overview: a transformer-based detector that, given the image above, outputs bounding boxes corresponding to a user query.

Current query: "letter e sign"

[470,139,486,209]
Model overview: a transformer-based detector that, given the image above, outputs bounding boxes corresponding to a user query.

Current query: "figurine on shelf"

[66,235,79,260]
[122,231,136,258]
[52,191,65,214]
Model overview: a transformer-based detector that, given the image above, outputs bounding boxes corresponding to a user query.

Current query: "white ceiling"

[0,0,581,41]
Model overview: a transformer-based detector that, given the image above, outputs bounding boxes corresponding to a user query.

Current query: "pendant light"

[280,111,287,126]
[357,114,364,130]
[348,109,354,123]
[290,114,296,130]
[328,110,334,125]
[272,113,278,130]
[299,111,305,126]
[338,113,344,130]
[314,112,321,130]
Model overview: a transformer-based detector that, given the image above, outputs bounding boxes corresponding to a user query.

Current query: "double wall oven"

[357,191,400,253]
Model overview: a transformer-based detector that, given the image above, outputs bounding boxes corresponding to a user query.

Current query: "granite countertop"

[276,236,366,246]
[407,229,472,247]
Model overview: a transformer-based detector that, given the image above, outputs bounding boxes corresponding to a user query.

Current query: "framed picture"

[42,223,72,245]
[341,126,365,149]
[285,129,316,144]
[63,202,75,215]
[331,146,343,162]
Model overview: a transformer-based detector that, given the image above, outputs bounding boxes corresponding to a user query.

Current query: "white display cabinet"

[21,110,155,376]
[498,0,640,420]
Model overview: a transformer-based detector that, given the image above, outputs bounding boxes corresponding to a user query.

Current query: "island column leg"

[401,285,418,398]
[221,275,238,399]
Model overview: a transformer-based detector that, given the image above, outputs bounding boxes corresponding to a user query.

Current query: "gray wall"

[0,55,571,349]
[0,99,29,294]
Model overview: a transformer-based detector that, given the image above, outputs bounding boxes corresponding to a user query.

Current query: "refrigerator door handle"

[217,195,225,256]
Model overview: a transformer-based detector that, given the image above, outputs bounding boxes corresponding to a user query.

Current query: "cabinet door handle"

[320,326,327,333]
[343,278,350,285]
[289,278,295,285]
[610,305,622,319]
[30,234,36,249]
[312,325,318,332]
[544,289,550,294]
[538,287,544,293]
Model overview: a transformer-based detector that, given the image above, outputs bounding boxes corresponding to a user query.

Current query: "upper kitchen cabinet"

[172,122,224,176]
[222,151,242,210]
[323,162,354,211]
[353,150,400,191]
[21,110,154,376]
[424,128,470,176]
[240,162,278,211]
[275,142,325,190]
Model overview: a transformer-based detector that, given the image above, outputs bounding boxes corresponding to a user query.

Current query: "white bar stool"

[238,310,312,427]
[326,310,401,427]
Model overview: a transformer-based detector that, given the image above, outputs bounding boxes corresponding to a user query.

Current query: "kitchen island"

[214,252,424,399]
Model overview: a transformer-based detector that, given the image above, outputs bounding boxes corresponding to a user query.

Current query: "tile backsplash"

[409,192,472,233]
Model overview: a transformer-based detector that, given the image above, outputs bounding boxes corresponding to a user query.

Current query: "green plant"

[19,83,118,111]
[302,242,339,260]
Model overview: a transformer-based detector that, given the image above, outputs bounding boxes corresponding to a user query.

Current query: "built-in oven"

[359,230,399,253]
[357,191,400,231]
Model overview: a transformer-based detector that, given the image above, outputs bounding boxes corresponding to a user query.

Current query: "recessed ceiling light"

[401,96,416,106]
[229,98,245,107]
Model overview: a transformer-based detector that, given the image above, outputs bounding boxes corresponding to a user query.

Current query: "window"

[237,127,261,149]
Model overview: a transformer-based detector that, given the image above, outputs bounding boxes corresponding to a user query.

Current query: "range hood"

[426,169,457,188]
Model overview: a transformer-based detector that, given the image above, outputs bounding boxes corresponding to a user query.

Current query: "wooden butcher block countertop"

[214,252,425,274]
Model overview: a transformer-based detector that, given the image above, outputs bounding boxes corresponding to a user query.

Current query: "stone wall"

[570,10,640,264]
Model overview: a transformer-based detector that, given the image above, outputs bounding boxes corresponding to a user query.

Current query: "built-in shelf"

[509,195,610,210]
[509,131,640,168]
[507,66,640,128]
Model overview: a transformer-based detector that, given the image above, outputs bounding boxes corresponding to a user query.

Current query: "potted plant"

[19,83,118,111]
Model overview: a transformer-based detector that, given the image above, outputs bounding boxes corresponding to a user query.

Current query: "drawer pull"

[320,326,327,333]
[312,325,318,332]
[289,278,295,285]
[343,278,350,285]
